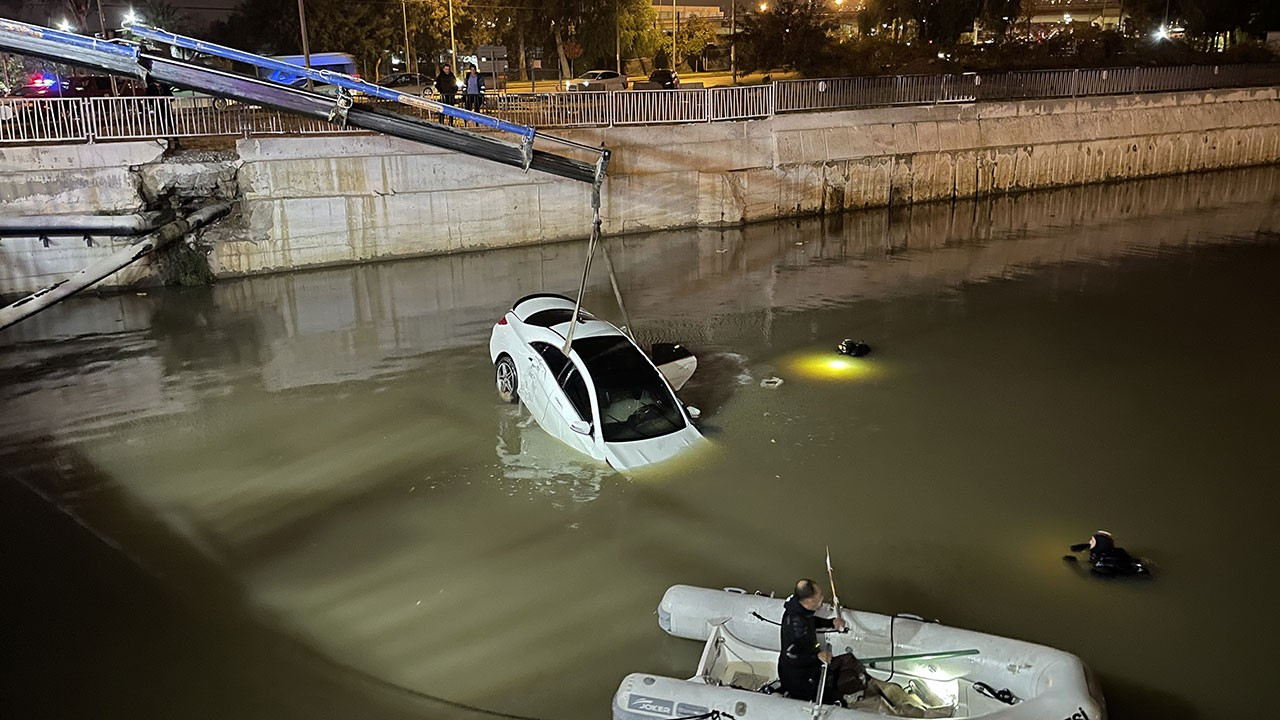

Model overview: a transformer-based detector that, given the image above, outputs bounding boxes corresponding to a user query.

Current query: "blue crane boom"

[124,23,536,143]
[0,17,608,186]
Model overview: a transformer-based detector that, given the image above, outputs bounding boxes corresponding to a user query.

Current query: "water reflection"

[3,166,1280,720]
[494,405,611,505]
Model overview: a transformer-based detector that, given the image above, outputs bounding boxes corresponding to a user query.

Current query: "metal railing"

[1,63,1276,145]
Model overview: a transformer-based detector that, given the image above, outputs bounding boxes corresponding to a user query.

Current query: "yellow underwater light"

[786,351,880,382]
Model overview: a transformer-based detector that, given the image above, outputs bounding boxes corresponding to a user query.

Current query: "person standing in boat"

[778,578,865,703]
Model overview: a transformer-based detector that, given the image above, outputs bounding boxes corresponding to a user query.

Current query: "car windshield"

[573,336,685,442]
[580,71,605,79]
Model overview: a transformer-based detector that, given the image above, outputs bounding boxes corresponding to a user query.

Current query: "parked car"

[489,294,704,470]
[8,75,143,98]
[567,70,628,92]
[648,68,680,89]
[170,88,231,110]
[376,72,433,95]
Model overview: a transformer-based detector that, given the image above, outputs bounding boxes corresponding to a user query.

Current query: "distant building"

[651,1,725,32]
[1027,0,1124,31]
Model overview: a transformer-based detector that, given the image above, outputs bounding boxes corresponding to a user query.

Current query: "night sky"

[0,1,241,33]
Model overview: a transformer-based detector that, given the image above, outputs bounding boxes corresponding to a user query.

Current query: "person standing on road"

[463,63,485,117]
[434,65,458,125]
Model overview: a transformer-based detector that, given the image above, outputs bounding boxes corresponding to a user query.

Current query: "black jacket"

[434,71,457,96]
[777,595,834,700]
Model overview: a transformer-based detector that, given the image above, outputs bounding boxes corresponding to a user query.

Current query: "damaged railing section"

[0,203,232,331]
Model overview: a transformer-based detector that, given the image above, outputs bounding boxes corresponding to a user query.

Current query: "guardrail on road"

[2,63,1276,144]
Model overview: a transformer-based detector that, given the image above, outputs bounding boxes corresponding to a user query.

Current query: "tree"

[738,0,837,74]
[1,52,23,91]
[895,0,981,43]
[979,0,1028,38]
[675,15,718,70]
[138,1,192,34]
[573,0,662,69]
[63,0,91,31]
[209,0,300,54]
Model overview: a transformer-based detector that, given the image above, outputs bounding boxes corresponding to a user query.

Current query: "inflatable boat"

[613,585,1105,720]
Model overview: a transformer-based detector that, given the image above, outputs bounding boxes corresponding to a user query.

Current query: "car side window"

[557,365,592,422]
[531,342,570,377]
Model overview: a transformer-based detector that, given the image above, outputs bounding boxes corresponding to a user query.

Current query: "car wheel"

[495,355,519,403]
[212,97,229,111]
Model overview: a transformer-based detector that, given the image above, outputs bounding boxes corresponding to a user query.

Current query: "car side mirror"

[686,405,702,420]
[570,420,593,435]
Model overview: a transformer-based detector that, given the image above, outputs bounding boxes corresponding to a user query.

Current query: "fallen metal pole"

[0,202,232,332]
[0,212,166,236]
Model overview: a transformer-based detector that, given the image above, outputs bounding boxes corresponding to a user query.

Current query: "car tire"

[212,97,229,111]
[495,355,519,404]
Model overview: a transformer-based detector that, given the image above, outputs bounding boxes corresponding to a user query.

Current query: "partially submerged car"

[489,294,704,470]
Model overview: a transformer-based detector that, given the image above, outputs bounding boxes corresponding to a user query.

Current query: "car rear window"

[525,308,595,327]
[573,336,685,442]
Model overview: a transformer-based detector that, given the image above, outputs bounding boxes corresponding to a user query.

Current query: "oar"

[862,648,980,666]
[813,656,830,715]
[826,545,843,628]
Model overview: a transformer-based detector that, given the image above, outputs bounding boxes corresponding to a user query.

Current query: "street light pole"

[296,0,312,88]
[448,0,458,75]
[94,0,117,95]
[730,1,736,85]
[401,0,412,74]
[616,0,621,74]
[671,0,676,69]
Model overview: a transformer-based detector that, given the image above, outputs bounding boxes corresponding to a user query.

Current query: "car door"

[528,342,601,459]
[552,359,601,458]
[520,342,557,426]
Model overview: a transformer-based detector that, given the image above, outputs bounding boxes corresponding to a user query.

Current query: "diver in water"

[1067,530,1151,577]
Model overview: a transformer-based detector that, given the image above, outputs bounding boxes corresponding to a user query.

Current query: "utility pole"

[730,1,736,84]
[448,0,458,75]
[616,0,622,74]
[401,0,412,74]
[296,0,312,88]
[671,0,677,69]
[94,0,117,95]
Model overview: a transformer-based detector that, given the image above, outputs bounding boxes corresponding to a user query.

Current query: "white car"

[489,294,704,470]
[566,70,628,92]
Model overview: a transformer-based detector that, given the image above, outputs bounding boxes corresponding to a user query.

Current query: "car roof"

[509,295,625,346]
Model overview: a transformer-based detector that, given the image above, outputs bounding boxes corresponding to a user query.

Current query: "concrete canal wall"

[2,86,1279,295]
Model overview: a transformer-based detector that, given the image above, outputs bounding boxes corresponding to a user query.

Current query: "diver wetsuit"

[1072,531,1149,576]
[779,595,839,701]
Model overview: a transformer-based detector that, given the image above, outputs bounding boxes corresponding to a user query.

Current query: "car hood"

[604,424,704,470]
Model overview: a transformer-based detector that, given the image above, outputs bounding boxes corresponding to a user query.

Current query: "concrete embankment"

[2,86,1278,295]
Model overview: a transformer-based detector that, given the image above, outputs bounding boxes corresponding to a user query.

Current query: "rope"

[750,610,781,626]
[673,710,728,720]
[973,681,1019,705]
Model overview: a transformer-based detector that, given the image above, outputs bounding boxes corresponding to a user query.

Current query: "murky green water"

[4,168,1280,720]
